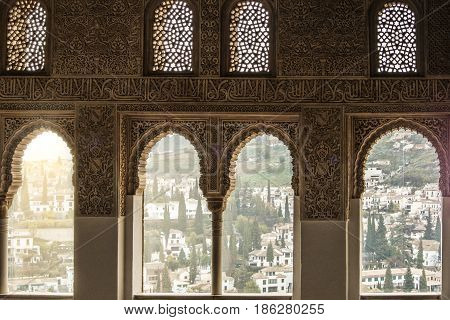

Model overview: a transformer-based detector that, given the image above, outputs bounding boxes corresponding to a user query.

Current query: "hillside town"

[143,134,294,294]
[361,130,442,294]
[7,157,74,293]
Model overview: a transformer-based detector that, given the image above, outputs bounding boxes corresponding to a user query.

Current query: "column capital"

[206,197,225,214]
[0,201,7,220]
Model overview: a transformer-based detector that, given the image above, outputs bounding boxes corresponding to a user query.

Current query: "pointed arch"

[353,118,449,199]
[128,122,209,198]
[0,119,75,209]
[220,123,299,206]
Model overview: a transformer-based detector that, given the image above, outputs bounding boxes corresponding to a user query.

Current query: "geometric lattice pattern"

[6,0,47,72]
[229,1,270,73]
[152,0,193,72]
[377,2,417,73]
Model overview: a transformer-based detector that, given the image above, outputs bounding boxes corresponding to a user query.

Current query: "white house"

[252,266,293,294]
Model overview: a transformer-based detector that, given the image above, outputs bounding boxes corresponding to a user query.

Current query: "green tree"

[267,241,274,264]
[383,265,394,293]
[267,180,271,205]
[416,239,424,269]
[163,205,171,241]
[280,234,286,248]
[194,199,203,234]
[284,196,290,223]
[365,213,376,254]
[156,271,161,292]
[251,220,261,250]
[152,178,159,198]
[277,205,283,218]
[434,216,441,242]
[178,195,187,232]
[419,268,428,292]
[424,213,433,240]
[178,248,187,266]
[189,246,198,284]
[161,266,172,293]
[244,280,261,293]
[374,215,390,261]
[403,266,414,292]
[229,233,237,267]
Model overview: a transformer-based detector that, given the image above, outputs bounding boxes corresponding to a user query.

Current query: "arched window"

[223,135,294,294]
[3,0,49,73]
[361,129,441,295]
[142,134,210,294]
[222,0,275,75]
[8,132,74,293]
[145,0,198,74]
[370,1,423,75]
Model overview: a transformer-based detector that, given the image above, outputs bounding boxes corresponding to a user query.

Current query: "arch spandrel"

[127,121,209,199]
[353,117,449,199]
[219,122,300,206]
[0,118,75,208]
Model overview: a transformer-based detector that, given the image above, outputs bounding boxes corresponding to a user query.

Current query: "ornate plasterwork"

[353,117,450,199]
[53,0,142,75]
[0,117,75,207]
[121,117,209,216]
[303,108,343,220]
[220,121,300,205]
[278,0,367,76]
[77,106,116,216]
[0,78,449,103]
[200,0,220,75]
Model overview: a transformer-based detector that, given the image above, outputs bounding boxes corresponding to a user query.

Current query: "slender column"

[292,195,301,300]
[0,202,8,294]
[442,197,450,299]
[347,198,361,300]
[208,198,224,296]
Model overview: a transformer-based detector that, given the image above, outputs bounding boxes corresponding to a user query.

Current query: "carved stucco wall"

[279,0,367,76]
[76,106,116,216]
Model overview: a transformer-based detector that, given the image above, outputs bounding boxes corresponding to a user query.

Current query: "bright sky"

[23,131,72,161]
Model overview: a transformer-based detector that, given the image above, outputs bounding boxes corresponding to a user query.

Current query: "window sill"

[134,293,292,300]
[0,293,73,300]
[361,293,440,300]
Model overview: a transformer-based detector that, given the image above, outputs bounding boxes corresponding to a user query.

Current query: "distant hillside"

[366,130,439,188]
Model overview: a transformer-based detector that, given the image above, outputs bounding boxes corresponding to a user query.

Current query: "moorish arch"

[353,118,450,200]
[127,121,209,198]
[0,119,75,211]
[220,122,300,207]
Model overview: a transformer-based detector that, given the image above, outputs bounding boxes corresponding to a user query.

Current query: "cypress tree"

[267,180,271,205]
[267,241,274,265]
[161,266,172,293]
[163,205,171,240]
[419,268,427,292]
[229,233,237,268]
[194,199,203,234]
[424,213,433,240]
[375,215,390,261]
[403,266,414,292]
[202,236,208,254]
[177,195,187,232]
[416,239,424,268]
[280,234,286,248]
[156,270,161,292]
[178,248,187,267]
[189,246,198,284]
[284,196,290,223]
[383,265,394,293]
[434,216,441,242]
[277,205,283,218]
[251,220,261,250]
